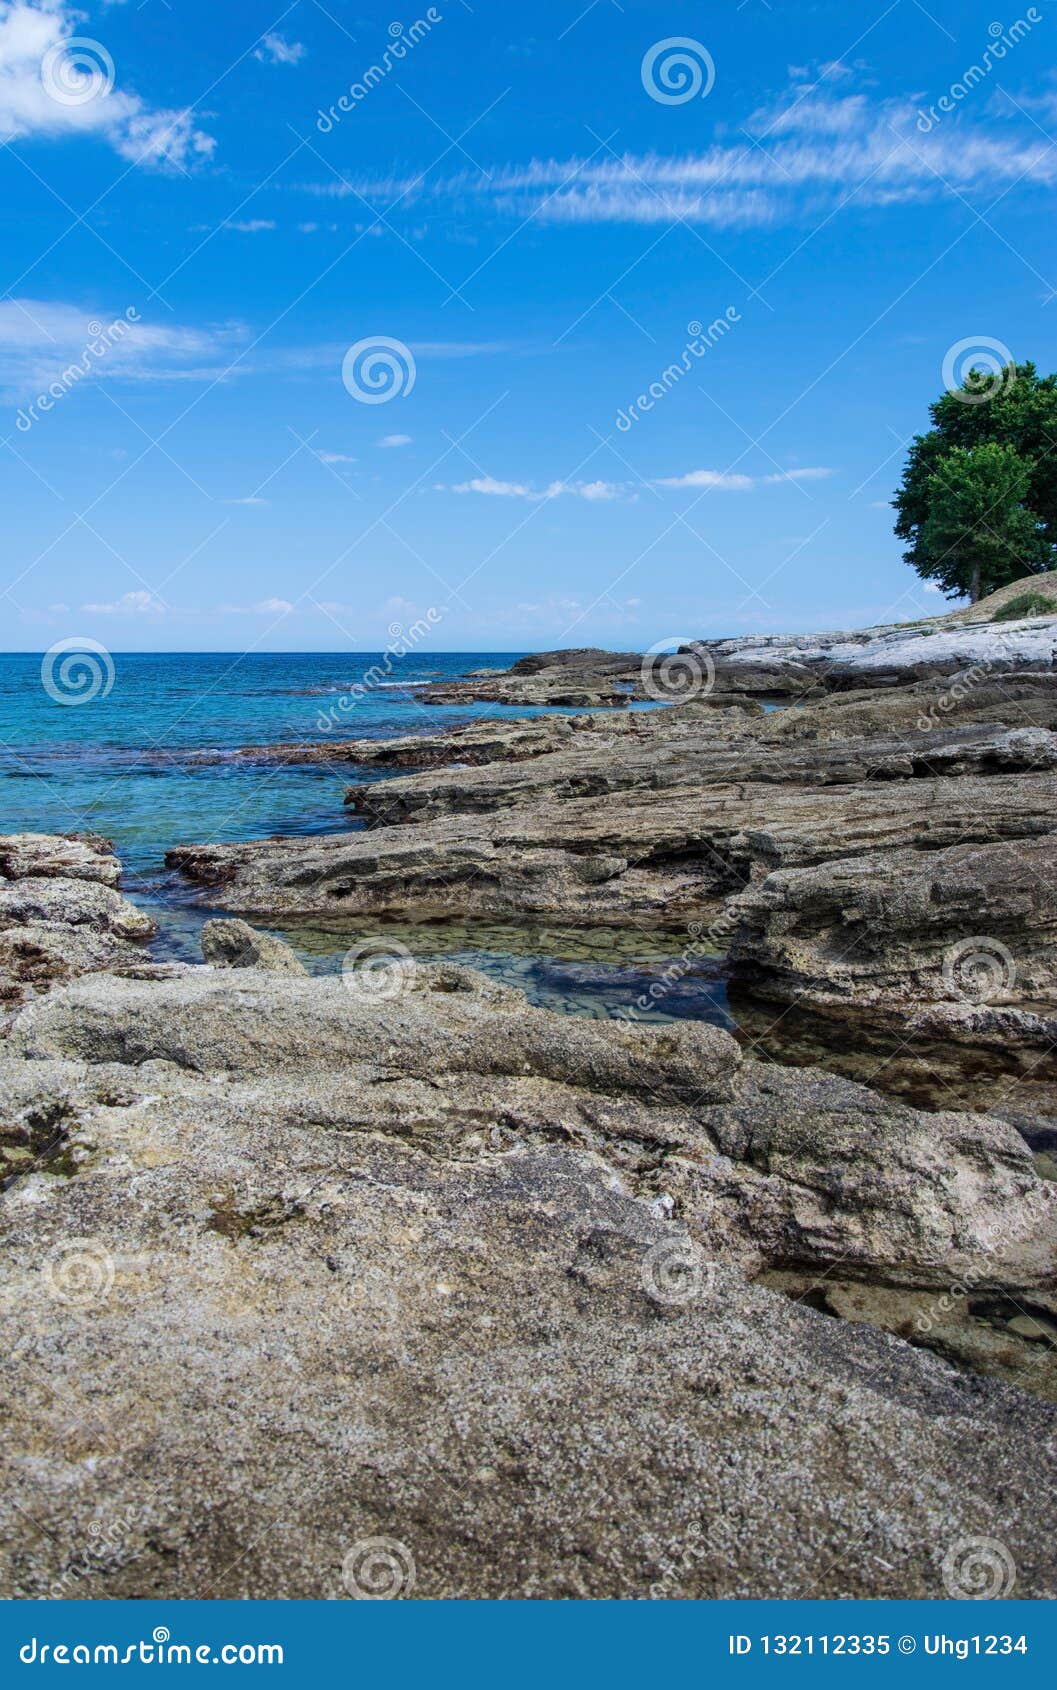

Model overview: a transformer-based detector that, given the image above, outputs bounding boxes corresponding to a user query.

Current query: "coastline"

[3,597,1057,1598]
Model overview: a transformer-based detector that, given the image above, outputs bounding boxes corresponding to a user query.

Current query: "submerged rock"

[201,918,307,975]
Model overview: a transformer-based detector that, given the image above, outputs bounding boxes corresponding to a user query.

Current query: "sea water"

[0,651,729,1025]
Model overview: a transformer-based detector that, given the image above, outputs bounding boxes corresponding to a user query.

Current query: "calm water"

[0,651,730,1026]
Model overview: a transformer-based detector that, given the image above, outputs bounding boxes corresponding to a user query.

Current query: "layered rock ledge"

[9,588,1057,1598]
[166,668,1057,1120]
[3,950,1055,1598]
[0,833,156,1014]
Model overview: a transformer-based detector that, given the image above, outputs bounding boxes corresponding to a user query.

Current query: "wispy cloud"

[254,32,306,67]
[763,466,835,483]
[0,297,246,398]
[273,339,509,373]
[82,590,164,615]
[0,0,214,169]
[451,476,627,502]
[379,433,412,447]
[653,470,754,491]
[299,72,1057,228]
[654,466,835,490]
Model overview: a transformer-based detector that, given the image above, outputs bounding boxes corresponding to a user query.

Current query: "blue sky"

[0,0,1054,652]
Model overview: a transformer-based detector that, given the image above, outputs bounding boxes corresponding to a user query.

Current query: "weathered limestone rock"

[2,965,1055,1598]
[169,761,1057,928]
[201,918,307,975]
[508,647,642,676]
[0,834,156,1009]
[343,721,1057,829]
[7,967,1051,1292]
[728,836,1057,1008]
[0,876,155,940]
[687,1063,1055,1288]
[0,832,121,887]
[692,604,1057,690]
[9,969,740,1105]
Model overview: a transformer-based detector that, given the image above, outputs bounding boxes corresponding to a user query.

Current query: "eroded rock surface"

[2,962,1055,1598]
[165,672,1057,1124]
[0,834,155,1011]
[728,836,1057,1007]
[201,918,307,975]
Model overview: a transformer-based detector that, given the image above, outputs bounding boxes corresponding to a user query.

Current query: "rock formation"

[3,954,1055,1597]
[6,599,1057,1598]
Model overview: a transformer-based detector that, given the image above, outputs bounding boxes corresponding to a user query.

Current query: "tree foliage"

[894,361,1057,599]
[918,444,1050,603]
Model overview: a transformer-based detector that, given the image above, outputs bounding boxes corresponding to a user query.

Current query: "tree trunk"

[969,561,981,603]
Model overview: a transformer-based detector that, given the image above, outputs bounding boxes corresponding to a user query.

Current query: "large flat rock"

[3,964,1055,1598]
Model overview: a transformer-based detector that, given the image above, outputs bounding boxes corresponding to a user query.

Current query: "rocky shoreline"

[4,601,1057,1599]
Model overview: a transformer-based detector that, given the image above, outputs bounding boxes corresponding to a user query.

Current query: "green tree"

[895,360,1057,595]
[918,443,1050,602]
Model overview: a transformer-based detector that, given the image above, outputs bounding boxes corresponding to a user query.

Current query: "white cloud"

[82,590,164,615]
[272,338,507,374]
[254,32,306,67]
[762,466,835,483]
[379,433,412,447]
[224,495,268,507]
[452,476,627,502]
[654,470,754,491]
[318,450,356,465]
[224,219,275,233]
[412,341,509,359]
[383,595,423,621]
[0,296,246,398]
[0,0,214,169]
[654,467,835,491]
[454,475,532,498]
[255,597,293,614]
[307,72,1057,228]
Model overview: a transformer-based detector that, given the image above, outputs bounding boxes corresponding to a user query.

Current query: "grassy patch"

[991,591,1057,622]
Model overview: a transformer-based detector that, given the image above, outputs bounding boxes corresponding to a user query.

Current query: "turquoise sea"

[0,650,729,1026]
